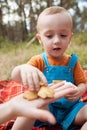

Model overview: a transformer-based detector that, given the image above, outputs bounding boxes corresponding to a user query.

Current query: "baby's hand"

[65,83,86,102]
[12,64,48,91]
[64,82,78,102]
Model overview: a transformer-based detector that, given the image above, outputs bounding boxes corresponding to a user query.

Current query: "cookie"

[38,86,54,99]
[53,80,63,84]
[23,90,38,100]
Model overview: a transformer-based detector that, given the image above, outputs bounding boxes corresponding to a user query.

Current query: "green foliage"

[0,38,25,53]
[72,31,87,45]
[66,44,87,69]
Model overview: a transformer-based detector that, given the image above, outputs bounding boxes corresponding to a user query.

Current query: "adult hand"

[9,81,77,124]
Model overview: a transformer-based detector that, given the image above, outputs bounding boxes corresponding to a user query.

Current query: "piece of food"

[23,82,55,100]
[53,80,63,84]
[39,82,44,86]
[23,91,38,100]
[38,86,54,99]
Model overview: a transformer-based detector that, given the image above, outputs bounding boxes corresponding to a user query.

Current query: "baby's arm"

[12,64,48,91]
[65,61,87,101]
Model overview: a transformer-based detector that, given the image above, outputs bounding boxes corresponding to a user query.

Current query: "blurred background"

[0,0,87,80]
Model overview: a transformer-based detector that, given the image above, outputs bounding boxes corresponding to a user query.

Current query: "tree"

[0,7,3,37]
[0,0,87,41]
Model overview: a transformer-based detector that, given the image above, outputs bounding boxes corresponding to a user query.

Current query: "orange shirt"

[28,54,87,85]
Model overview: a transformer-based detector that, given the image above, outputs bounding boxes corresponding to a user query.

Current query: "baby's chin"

[47,52,63,59]
[50,54,63,59]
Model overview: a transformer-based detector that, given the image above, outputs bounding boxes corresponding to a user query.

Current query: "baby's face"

[36,12,73,58]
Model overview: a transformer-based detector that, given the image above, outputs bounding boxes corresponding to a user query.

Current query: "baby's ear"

[71,32,74,38]
[68,32,74,47]
[36,33,42,44]
[70,32,74,40]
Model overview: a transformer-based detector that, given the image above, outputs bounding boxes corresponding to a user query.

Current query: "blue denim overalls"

[34,53,85,130]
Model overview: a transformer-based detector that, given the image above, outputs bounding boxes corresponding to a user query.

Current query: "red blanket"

[80,70,87,102]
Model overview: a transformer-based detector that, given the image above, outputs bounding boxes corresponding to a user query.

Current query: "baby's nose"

[54,35,60,44]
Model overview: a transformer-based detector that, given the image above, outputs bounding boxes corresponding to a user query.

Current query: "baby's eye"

[46,34,53,38]
[60,34,67,37]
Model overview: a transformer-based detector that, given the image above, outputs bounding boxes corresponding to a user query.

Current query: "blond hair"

[36,6,72,32]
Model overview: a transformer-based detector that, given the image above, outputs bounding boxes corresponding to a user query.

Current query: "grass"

[0,42,43,80]
[0,31,87,80]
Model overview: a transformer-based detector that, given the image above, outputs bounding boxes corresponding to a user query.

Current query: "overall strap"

[40,52,50,66]
[68,53,78,68]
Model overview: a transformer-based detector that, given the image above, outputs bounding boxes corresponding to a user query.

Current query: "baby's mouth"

[53,47,61,51]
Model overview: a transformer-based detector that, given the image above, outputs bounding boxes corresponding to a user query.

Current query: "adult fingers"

[49,81,66,89]
[31,109,56,124]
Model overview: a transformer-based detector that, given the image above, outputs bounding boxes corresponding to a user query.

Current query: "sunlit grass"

[0,31,87,80]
